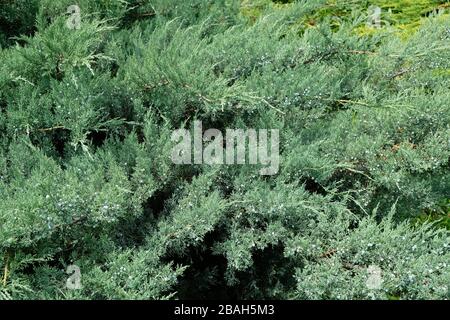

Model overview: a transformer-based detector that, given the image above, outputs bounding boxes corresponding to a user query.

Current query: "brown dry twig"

[2,253,9,287]
[319,248,337,259]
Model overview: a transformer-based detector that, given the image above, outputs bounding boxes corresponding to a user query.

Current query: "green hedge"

[0,0,448,299]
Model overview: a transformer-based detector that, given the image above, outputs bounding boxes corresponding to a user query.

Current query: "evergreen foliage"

[0,0,449,299]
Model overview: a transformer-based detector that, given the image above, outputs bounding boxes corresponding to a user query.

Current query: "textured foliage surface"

[0,0,449,300]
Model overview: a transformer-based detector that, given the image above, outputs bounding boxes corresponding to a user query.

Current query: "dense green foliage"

[0,0,449,300]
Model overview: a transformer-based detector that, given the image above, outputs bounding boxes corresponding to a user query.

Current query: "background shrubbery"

[0,0,449,299]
